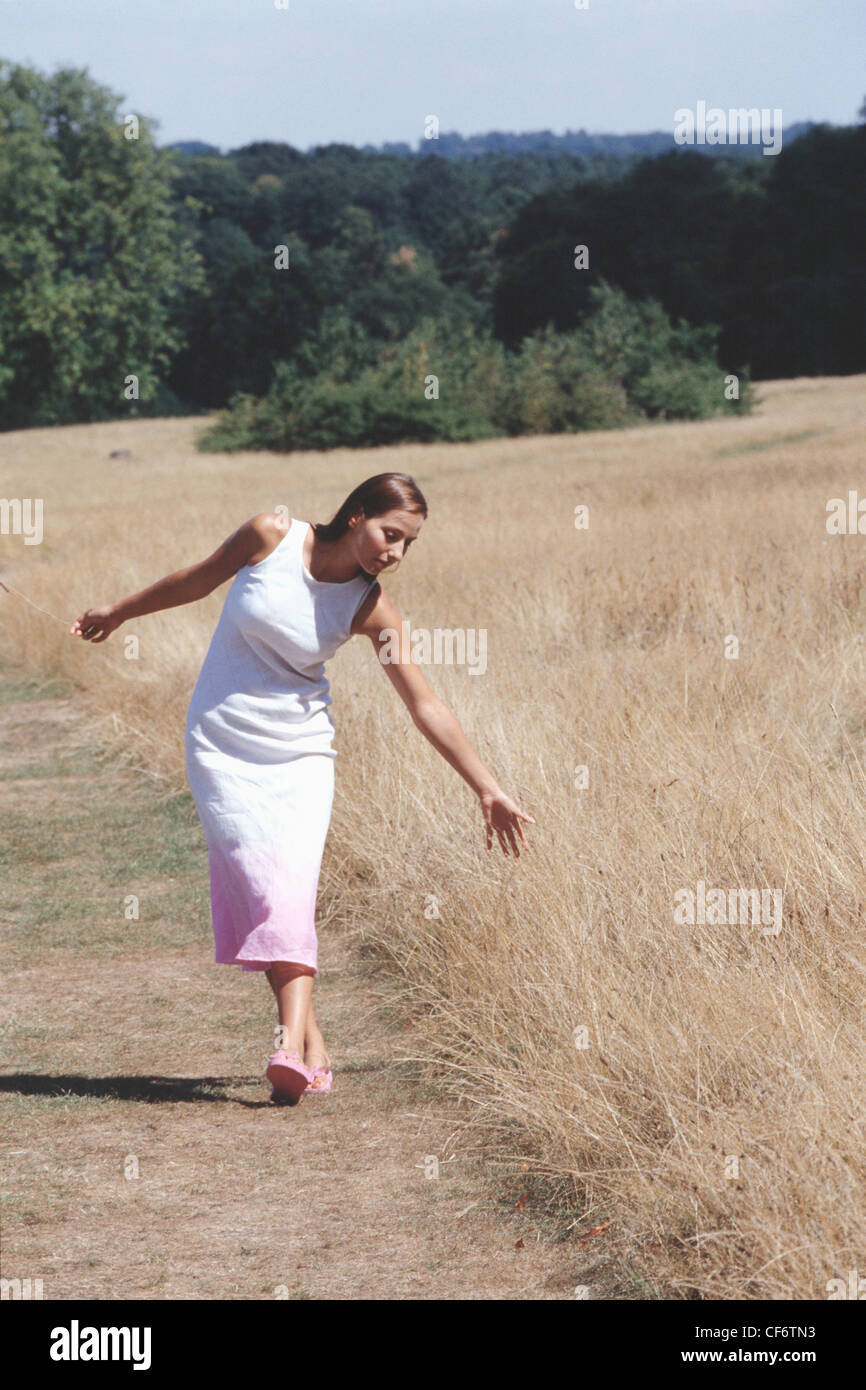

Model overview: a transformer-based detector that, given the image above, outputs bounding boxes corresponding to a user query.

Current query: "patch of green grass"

[0,1019,53,1044]
[0,746,112,781]
[713,428,827,458]
[0,670,75,705]
[607,1261,669,1299]
[1,714,211,962]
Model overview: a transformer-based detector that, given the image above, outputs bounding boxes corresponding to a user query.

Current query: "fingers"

[508,814,530,854]
[482,803,535,856]
[70,611,110,640]
[482,798,536,856]
[495,824,518,857]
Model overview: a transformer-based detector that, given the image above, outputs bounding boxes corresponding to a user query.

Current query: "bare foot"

[304,1037,330,1072]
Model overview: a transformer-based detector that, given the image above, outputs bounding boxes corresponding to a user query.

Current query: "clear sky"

[1,0,863,152]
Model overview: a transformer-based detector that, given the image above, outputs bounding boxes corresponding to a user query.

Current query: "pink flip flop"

[303,1065,333,1095]
[266,1049,314,1105]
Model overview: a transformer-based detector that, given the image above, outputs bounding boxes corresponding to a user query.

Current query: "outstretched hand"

[479,788,536,857]
[69,605,120,643]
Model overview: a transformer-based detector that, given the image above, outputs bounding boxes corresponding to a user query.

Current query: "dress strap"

[289,518,310,568]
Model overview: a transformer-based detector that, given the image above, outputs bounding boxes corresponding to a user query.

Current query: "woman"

[70,472,535,1106]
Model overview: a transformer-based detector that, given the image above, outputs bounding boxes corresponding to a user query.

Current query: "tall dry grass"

[2,377,866,1298]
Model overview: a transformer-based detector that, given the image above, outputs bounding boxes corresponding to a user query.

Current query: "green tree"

[0,61,205,428]
[196,288,747,454]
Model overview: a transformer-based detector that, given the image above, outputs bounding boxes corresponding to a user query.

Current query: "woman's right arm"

[69,513,278,643]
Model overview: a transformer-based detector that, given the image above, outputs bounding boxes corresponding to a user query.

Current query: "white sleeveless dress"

[184,519,379,975]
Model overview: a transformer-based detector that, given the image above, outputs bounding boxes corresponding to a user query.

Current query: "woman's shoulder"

[246,512,293,565]
[250,511,294,542]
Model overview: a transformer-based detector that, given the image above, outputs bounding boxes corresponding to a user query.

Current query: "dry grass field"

[2,374,866,1299]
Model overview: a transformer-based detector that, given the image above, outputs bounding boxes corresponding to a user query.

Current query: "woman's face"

[357,510,424,575]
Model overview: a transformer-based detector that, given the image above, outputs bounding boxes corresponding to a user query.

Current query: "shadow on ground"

[0,1072,267,1105]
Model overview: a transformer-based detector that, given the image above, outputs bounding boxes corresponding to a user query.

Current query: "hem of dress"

[216,953,318,976]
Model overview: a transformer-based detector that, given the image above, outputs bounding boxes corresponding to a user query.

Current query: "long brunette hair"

[313,473,428,543]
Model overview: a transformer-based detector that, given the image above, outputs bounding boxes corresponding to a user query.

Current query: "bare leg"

[265,962,314,1057]
[303,999,330,1072]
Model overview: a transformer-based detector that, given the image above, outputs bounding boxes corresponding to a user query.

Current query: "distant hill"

[365,123,823,160]
[165,122,825,162]
[166,140,223,157]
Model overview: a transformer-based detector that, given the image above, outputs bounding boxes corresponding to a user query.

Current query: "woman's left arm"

[409,697,536,857]
[357,589,536,857]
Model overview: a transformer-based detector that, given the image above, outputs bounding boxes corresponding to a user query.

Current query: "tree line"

[0,60,862,448]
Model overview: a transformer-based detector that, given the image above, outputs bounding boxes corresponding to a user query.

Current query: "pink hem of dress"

[221,956,318,975]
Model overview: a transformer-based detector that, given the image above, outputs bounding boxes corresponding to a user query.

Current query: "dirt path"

[0,663,590,1300]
